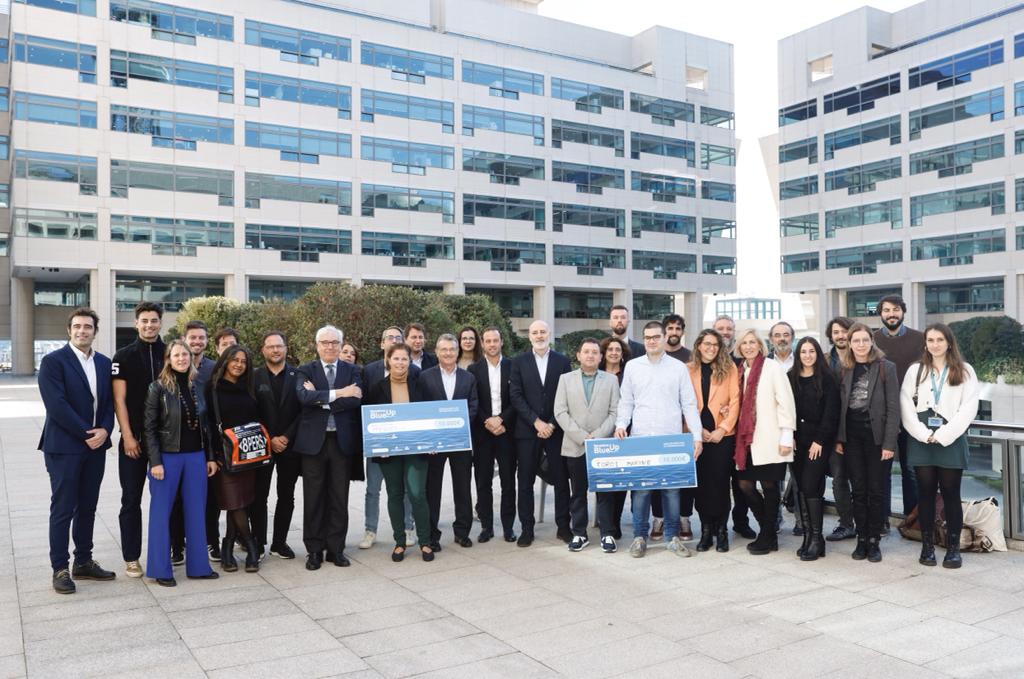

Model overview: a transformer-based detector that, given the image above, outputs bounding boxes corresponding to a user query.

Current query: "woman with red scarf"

[733,329,797,555]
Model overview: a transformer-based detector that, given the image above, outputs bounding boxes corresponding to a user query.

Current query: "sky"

[538,0,919,295]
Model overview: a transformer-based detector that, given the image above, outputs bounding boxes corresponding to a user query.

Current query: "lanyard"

[929,366,948,405]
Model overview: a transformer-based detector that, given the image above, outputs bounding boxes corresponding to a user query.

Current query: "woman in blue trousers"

[144,340,219,586]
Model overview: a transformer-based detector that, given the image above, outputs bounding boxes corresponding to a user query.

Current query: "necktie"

[326,363,336,387]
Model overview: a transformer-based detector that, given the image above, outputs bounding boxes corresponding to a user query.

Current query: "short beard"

[666,335,681,347]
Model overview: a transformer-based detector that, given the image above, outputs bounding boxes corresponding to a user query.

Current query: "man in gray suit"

[553,337,620,553]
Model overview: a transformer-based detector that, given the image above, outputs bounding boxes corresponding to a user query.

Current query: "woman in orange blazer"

[688,329,741,553]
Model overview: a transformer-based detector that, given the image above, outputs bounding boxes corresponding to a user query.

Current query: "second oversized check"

[361,400,472,457]
[584,433,697,492]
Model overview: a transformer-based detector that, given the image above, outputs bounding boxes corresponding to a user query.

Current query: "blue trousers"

[147,451,213,579]
[632,489,680,540]
[44,451,106,571]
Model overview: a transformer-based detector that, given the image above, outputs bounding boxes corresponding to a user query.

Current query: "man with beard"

[609,305,643,361]
[826,316,851,376]
[768,322,795,372]
[663,314,692,363]
[872,295,925,521]
[824,316,856,541]
[714,314,755,539]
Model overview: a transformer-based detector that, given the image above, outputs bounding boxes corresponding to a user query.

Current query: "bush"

[555,329,611,365]
[949,316,1024,382]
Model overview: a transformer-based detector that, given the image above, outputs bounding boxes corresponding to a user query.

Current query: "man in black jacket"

[406,323,438,370]
[416,334,479,549]
[468,327,517,543]
[509,320,572,547]
[254,331,302,560]
[294,325,363,570]
[609,305,644,360]
[111,301,165,578]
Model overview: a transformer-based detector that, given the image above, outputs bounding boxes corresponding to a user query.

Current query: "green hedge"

[949,316,1024,383]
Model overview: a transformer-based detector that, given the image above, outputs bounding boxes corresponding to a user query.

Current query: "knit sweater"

[873,326,925,382]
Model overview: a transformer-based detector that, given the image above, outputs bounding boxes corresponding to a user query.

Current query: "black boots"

[919,530,937,566]
[696,522,715,552]
[715,522,729,552]
[867,536,882,563]
[221,537,237,572]
[796,495,811,558]
[851,536,868,560]
[943,531,962,569]
[244,538,260,573]
[800,498,825,562]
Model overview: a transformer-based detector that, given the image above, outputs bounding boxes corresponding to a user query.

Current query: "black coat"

[467,357,516,430]
[415,366,479,422]
[254,364,302,454]
[362,359,421,394]
[837,359,900,451]
[205,378,261,464]
[792,370,840,450]
[292,360,364,481]
[508,349,572,441]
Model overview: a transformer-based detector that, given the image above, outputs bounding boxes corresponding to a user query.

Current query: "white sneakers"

[667,536,692,557]
[405,529,417,547]
[358,531,376,549]
[568,536,589,552]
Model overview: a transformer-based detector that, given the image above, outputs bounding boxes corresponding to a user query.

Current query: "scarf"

[734,354,765,470]
[389,372,410,404]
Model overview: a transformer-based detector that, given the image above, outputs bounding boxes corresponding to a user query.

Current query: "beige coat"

[553,369,620,457]
[741,358,797,466]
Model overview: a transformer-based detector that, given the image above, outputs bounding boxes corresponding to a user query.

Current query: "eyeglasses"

[643,335,663,342]
[699,341,720,348]
[383,335,403,342]
[318,340,341,347]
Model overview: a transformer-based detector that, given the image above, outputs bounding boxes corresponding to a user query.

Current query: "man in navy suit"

[294,325,364,570]
[416,334,479,549]
[509,319,572,547]
[405,323,438,370]
[37,308,117,594]
[468,326,517,543]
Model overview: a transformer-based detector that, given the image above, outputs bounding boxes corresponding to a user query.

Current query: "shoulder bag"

[212,384,272,473]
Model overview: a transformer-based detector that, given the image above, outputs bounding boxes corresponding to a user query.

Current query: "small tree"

[555,329,611,365]
[950,316,1024,382]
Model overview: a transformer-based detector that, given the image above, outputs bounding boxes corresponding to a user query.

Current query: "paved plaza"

[1,377,1023,678]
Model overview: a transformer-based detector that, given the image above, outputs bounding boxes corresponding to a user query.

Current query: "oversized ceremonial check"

[361,400,472,457]
[584,433,697,492]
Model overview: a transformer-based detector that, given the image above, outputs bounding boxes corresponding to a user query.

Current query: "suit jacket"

[255,364,302,454]
[626,338,644,362]
[415,366,479,452]
[687,361,740,436]
[293,360,363,478]
[467,357,515,432]
[553,370,620,457]
[837,358,900,451]
[37,344,115,455]
[508,349,572,441]
[413,351,438,370]
[362,359,421,393]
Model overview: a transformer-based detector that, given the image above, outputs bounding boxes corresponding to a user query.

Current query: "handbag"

[212,384,272,474]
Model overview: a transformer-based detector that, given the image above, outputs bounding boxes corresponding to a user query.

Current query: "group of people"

[37,294,979,594]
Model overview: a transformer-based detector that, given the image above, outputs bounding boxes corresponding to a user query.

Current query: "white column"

[683,291,704,348]
[225,270,246,302]
[904,281,926,328]
[90,264,116,357]
[443,280,465,295]
[11,277,33,376]
[1005,273,1022,322]
[533,284,555,334]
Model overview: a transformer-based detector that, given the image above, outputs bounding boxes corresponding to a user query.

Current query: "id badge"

[927,416,944,428]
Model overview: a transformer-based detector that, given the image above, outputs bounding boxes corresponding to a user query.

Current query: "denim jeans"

[631,488,680,540]
[364,459,414,533]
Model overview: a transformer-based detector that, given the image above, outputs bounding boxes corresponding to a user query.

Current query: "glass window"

[360,42,453,82]
[1017,130,1024,155]
[245,71,350,117]
[111,159,233,204]
[462,61,543,98]
[15,92,97,128]
[824,157,901,194]
[0,87,7,112]
[1016,82,1024,116]
[360,184,454,223]
[551,119,623,155]
[1017,178,1024,212]
[779,137,817,164]
[14,34,97,83]
[552,161,624,194]
[246,122,352,163]
[116,275,224,312]
[244,173,350,213]
[245,20,350,64]
[363,90,453,131]
[634,294,675,319]
[632,251,697,279]
[0,39,7,64]
[0,234,7,257]
[909,87,1003,139]
[909,134,1003,176]
[911,228,1005,265]
[909,41,1003,90]
[701,106,735,129]
[463,238,545,272]
[715,299,782,320]
[631,211,696,241]
[15,150,97,195]
[555,290,613,319]
[847,287,901,317]
[824,73,900,115]
[825,199,902,236]
[111,50,232,99]
[361,231,455,267]
[910,182,1005,225]
[111,214,233,247]
[551,77,623,112]
[825,241,903,274]
[249,279,314,302]
[781,252,820,273]
[702,143,736,168]
[630,132,695,165]
[110,0,233,42]
[463,195,545,230]
[464,105,543,144]
[552,203,625,237]
[1017,225,1024,250]
[552,245,625,274]
[630,93,694,125]
[630,172,696,201]
[702,181,736,202]
[702,218,736,243]
[35,279,90,307]
[779,98,817,126]
[0,136,8,161]
[824,115,900,160]
[703,255,736,276]
[925,279,1003,313]
[0,184,8,208]
[361,137,453,173]
[112,105,233,147]
[245,223,351,262]
[15,0,96,16]
[462,149,544,184]
[13,209,97,239]
[780,175,818,200]
[780,214,819,239]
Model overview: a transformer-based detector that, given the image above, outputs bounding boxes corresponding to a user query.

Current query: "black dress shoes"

[517,533,534,548]
[428,541,443,553]
[327,552,351,567]
[52,569,75,594]
[270,543,296,559]
[478,529,494,543]
[156,577,177,587]
[305,552,323,570]
[455,536,473,548]
[503,532,518,543]
[556,528,573,544]
[186,571,220,580]
[733,524,757,540]
[420,546,435,562]
[71,560,116,580]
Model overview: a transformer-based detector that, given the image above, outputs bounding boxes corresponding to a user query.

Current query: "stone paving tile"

[505,616,645,661]
[862,572,977,607]
[804,600,931,642]
[320,601,450,639]
[24,621,180,662]
[913,585,1024,625]
[166,596,303,630]
[687,616,821,663]
[192,629,346,671]
[628,652,745,679]
[207,648,368,679]
[544,632,690,679]
[414,652,557,678]
[155,583,285,613]
[750,586,874,623]
[730,633,882,679]
[818,653,950,678]
[858,616,1000,665]
[0,654,26,679]
[472,600,602,639]
[282,579,422,619]
[25,640,195,676]
[364,633,514,679]
[977,605,1024,641]
[18,591,155,624]
[925,635,1024,678]
[440,586,570,622]
[180,611,323,648]
[340,616,480,657]
[642,600,768,641]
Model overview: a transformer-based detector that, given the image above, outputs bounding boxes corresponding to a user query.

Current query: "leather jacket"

[144,380,212,468]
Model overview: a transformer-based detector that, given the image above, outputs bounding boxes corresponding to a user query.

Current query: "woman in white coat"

[900,323,979,569]
[732,329,797,555]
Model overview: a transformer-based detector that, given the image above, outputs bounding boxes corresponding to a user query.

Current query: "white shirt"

[533,349,550,386]
[772,351,794,373]
[487,358,503,417]
[440,365,457,400]
[615,353,701,436]
[411,353,424,368]
[71,344,98,426]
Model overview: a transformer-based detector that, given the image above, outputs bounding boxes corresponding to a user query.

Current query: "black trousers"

[45,451,106,571]
[427,450,474,541]
[844,420,890,539]
[793,437,830,499]
[565,456,589,537]
[597,491,626,537]
[250,460,275,549]
[696,436,735,525]
[272,454,302,547]
[515,437,569,536]
[301,437,352,554]
[117,445,149,562]
[472,429,517,535]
